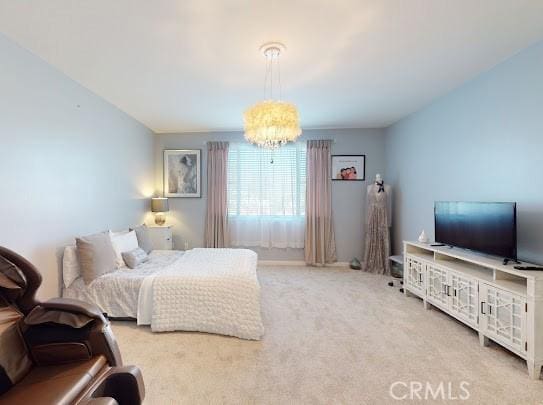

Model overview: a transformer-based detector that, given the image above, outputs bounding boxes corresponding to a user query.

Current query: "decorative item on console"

[418,230,429,244]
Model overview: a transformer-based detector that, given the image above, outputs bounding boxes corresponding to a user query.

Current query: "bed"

[63,248,264,340]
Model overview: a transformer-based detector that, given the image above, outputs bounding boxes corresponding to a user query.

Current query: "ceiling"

[1,1,543,133]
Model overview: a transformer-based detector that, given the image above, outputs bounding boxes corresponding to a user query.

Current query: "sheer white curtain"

[228,142,306,248]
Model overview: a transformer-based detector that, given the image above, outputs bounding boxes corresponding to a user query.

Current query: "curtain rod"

[202,139,336,145]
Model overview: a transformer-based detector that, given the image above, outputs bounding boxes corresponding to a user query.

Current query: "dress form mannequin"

[363,174,392,274]
[366,174,392,226]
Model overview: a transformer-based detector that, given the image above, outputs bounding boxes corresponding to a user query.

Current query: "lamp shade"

[151,197,169,213]
[244,100,302,149]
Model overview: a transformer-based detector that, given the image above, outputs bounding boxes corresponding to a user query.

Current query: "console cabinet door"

[449,271,478,327]
[426,265,449,309]
[405,256,425,297]
[480,284,527,355]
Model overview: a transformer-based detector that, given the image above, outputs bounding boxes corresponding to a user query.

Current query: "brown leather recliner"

[0,246,145,405]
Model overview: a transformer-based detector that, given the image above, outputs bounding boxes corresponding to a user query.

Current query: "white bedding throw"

[142,248,264,340]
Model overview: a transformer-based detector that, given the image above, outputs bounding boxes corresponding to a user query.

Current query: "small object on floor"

[388,279,404,293]
[350,258,362,270]
[388,255,404,291]
[389,255,404,278]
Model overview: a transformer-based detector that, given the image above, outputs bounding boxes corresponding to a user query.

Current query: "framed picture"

[331,155,366,181]
[164,149,201,197]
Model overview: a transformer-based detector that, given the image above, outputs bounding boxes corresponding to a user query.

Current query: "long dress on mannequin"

[363,182,390,274]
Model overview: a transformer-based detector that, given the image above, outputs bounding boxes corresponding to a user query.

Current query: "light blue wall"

[155,128,386,262]
[385,41,543,264]
[0,33,155,298]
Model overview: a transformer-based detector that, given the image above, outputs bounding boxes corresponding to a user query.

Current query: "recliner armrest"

[77,366,145,405]
[79,397,119,405]
[23,298,123,367]
[41,297,107,321]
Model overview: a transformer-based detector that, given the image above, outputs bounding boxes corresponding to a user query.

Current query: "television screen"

[434,201,517,259]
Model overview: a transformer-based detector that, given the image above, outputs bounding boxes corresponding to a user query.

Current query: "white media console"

[403,241,543,379]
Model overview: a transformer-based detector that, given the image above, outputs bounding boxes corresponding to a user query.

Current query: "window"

[227,142,306,248]
[228,142,306,217]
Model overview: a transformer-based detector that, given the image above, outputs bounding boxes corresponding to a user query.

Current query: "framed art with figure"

[164,149,201,197]
[331,155,365,181]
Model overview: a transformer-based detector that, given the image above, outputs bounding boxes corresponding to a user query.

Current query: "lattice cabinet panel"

[405,256,426,296]
[480,283,527,355]
[450,271,478,327]
[403,241,542,380]
[426,265,449,308]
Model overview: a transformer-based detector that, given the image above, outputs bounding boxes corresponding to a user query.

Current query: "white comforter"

[139,248,264,340]
[63,251,184,318]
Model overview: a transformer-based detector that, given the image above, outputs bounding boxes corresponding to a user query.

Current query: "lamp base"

[154,213,166,226]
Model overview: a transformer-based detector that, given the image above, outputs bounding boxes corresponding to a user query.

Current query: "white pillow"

[109,230,139,268]
[62,245,81,288]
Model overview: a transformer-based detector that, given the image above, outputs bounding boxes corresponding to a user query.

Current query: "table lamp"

[151,197,169,226]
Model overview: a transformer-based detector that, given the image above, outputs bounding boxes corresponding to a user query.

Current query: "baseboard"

[329,261,350,267]
[258,260,350,268]
[258,260,306,266]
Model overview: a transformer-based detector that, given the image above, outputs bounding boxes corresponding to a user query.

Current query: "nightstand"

[147,225,173,250]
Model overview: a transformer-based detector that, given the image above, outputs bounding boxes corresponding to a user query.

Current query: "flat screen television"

[434,201,517,260]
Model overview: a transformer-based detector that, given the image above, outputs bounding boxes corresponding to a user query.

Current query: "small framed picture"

[331,155,366,181]
[164,149,201,197]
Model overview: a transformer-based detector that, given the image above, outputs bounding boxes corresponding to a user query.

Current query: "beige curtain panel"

[304,140,337,265]
[204,141,229,248]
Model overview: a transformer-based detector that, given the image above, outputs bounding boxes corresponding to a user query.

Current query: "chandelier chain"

[263,54,270,99]
[269,53,273,99]
[262,47,284,100]
[277,55,282,100]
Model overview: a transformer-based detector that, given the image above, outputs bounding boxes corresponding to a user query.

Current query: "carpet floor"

[111,266,543,404]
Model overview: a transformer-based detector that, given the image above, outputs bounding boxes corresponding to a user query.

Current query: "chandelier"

[244,42,301,149]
